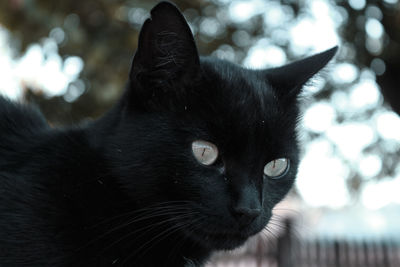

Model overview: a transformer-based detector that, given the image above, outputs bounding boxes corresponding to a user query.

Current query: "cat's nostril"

[233,207,261,225]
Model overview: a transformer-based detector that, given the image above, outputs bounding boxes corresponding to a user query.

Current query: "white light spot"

[330,90,350,113]
[358,154,382,178]
[375,111,400,141]
[244,44,286,68]
[326,123,376,160]
[349,79,381,110]
[349,0,366,10]
[229,1,259,23]
[365,18,384,39]
[63,56,84,78]
[331,63,359,83]
[16,44,44,90]
[366,37,383,54]
[303,102,336,133]
[311,0,330,16]
[297,139,350,208]
[263,3,291,27]
[39,54,68,96]
[360,68,376,80]
[289,18,338,54]
[200,17,222,37]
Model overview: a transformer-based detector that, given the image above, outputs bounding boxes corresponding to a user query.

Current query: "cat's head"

[108,1,337,250]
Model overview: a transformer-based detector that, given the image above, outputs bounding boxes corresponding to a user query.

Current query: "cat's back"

[0,96,48,136]
[0,96,50,172]
[0,97,82,266]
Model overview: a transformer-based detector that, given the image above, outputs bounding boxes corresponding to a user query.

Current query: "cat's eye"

[192,140,218,166]
[264,158,289,179]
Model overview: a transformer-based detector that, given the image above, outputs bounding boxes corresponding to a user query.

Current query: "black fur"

[0,2,337,266]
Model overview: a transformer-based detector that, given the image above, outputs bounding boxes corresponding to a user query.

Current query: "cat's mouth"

[179,205,271,250]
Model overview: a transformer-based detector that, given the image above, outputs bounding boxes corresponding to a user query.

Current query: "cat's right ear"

[265,46,338,100]
[129,2,199,94]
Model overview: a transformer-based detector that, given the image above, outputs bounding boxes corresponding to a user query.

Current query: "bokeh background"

[0,0,399,266]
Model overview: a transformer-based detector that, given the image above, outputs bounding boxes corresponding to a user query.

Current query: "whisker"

[88,200,194,229]
[76,202,194,252]
[166,213,208,263]
[101,212,198,255]
[122,216,203,265]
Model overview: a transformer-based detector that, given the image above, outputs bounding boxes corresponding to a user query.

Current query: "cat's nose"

[233,207,261,226]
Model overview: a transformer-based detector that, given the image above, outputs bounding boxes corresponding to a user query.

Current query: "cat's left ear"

[130,1,199,88]
[265,46,338,98]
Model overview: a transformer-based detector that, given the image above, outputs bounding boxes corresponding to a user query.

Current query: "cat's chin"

[186,225,263,251]
[202,231,250,250]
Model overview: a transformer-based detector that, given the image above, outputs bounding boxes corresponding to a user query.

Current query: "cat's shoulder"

[0,96,48,137]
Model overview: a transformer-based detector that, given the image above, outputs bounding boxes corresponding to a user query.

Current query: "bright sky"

[1,0,400,216]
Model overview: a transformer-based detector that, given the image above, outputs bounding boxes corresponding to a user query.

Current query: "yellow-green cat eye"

[192,140,218,166]
[264,158,289,179]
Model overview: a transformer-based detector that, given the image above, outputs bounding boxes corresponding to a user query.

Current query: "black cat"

[0,1,337,266]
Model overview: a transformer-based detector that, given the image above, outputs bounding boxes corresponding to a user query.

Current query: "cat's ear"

[130,1,199,86]
[265,46,338,98]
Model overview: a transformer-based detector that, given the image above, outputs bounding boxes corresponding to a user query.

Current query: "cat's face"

[162,60,301,249]
[110,2,337,250]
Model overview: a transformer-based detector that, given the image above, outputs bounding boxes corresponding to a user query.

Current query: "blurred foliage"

[1,0,398,121]
[0,0,235,123]
[0,0,399,198]
[335,0,400,195]
[336,0,400,114]
[0,0,324,123]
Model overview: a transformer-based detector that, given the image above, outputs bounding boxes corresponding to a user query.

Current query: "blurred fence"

[209,219,400,267]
